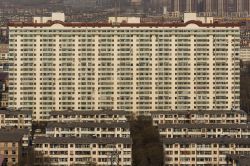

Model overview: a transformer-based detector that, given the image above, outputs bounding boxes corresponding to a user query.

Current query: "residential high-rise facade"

[8,13,240,121]
[161,0,250,16]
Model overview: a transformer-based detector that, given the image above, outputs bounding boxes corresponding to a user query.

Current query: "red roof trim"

[8,20,241,28]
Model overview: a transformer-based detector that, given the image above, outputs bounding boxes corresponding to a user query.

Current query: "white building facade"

[151,110,247,126]
[34,137,132,166]
[163,138,250,165]
[8,16,241,120]
[45,122,130,138]
[0,109,32,130]
[158,124,250,139]
[49,110,128,123]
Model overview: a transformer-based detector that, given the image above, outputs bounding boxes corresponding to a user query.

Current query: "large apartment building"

[8,13,240,120]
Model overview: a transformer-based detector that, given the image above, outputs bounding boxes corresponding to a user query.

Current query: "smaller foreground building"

[163,138,250,165]
[0,131,24,166]
[46,122,130,138]
[34,137,132,166]
[50,110,128,123]
[0,109,32,130]
[152,110,247,126]
[226,154,250,166]
[158,123,250,138]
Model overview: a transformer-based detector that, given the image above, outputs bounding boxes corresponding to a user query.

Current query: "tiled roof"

[0,129,28,142]
[151,110,246,115]
[34,136,132,144]
[0,109,32,115]
[47,122,130,128]
[158,123,250,129]
[162,137,250,145]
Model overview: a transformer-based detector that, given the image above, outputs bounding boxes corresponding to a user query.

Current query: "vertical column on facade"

[208,34,214,110]
[215,143,219,165]
[94,34,99,110]
[171,34,176,110]
[151,35,156,111]
[214,33,219,110]
[91,33,95,110]
[159,32,163,110]
[74,35,79,111]
[235,34,240,110]
[55,35,60,111]
[35,35,41,119]
[132,35,138,115]
[16,35,21,110]
[190,35,195,110]
[8,33,15,110]
[227,35,233,110]
[113,33,118,110]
